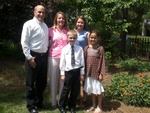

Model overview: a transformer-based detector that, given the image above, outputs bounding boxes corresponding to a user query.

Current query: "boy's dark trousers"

[58,69,80,109]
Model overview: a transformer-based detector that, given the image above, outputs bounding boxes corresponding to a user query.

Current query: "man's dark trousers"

[25,52,48,111]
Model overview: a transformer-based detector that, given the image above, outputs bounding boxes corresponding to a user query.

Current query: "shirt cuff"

[26,54,32,60]
[80,68,85,75]
[61,71,65,76]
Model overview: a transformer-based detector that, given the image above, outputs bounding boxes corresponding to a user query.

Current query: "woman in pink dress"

[48,11,69,108]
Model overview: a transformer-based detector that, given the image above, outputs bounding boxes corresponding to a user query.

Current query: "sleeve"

[98,46,106,76]
[80,48,85,75]
[48,28,52,47]
[21,22,32,60]
[59,48,66,75]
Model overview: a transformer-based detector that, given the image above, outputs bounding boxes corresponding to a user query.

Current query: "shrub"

[0,40,24,60]
[119,58,150,72]
[104,73,150,106]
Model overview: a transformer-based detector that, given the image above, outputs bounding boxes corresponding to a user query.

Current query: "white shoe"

[93,107,102,113]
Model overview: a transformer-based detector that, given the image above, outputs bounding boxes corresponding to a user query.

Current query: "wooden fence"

[127,37,150,59]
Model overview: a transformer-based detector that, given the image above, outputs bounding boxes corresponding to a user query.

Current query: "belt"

[31,51,46,57]
[72,68,80,72]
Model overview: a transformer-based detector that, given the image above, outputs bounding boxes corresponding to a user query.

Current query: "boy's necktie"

[71,45,75,66]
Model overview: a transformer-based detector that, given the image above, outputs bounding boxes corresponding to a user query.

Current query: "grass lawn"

[0,57,150,113]
[0,57,88,113]
[0,87,86,113]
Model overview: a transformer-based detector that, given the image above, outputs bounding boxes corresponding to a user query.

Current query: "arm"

[99,46,106,76]
[80,48,85,81]
[86,32,90,45]
[59,48,66,81]
[21,22,36,68]
[21,23,32,60]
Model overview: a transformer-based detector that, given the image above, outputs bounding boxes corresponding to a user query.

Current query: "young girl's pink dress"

[83,45,105,95]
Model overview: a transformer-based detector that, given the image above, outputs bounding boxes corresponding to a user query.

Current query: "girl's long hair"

[74,16,90,31]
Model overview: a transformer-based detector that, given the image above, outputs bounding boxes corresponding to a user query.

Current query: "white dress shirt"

[21,17,48,60]
[59,43,85,75]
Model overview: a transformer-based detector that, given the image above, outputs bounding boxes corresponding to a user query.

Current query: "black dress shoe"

[70,108,76,113]
[36,104,47,109]
[35,102,47,109]
[59,108,66,113]
[29,109,38,113]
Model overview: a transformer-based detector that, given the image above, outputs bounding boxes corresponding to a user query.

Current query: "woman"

[48,11,69,107]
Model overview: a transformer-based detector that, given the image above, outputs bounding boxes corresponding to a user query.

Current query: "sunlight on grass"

[0,89,86,113]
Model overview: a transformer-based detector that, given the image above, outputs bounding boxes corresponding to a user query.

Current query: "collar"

[69,43,77,48]
[33,17,44,24]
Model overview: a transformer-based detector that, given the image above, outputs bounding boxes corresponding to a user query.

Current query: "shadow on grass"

[72,95,121,112]
[102,97,121,112]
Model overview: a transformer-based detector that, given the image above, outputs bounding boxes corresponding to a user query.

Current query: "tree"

[0,0,150,56]
[0,0,47,42]
[76,0,150,54]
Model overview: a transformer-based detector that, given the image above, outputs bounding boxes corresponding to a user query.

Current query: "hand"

[61,75,65,82]
[28,57,36,68]
[80,75,84,81]
[99,74,103,81]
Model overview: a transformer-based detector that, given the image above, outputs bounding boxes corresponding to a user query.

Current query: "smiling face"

[76,18,84,31]
[67,30,77,45]
[56,14,65,28]
[89,32,99,46]
[34,5,45,22]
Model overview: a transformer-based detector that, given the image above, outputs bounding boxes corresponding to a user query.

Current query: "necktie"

[71,45,75,66]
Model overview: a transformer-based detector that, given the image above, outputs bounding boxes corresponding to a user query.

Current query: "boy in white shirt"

[58,30,85,113]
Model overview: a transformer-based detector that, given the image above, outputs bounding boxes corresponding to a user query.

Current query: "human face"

[89,33,99,45]
[56,14,65,29]
[34,5,45,22]
[68,34,77,45]
[76,18,84,31]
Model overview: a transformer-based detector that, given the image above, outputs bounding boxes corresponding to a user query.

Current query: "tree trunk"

[120,31,126,54]
[120,7,128,54]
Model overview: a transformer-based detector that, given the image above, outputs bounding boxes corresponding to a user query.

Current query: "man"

[21,5,48,113]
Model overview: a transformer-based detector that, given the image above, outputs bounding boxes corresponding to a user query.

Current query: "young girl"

[84,30,105,113]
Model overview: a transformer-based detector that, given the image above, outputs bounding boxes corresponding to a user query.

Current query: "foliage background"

[1,0,150,41]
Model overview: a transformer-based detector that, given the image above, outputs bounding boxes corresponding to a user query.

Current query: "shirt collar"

[69,43,77,48]
[33,17,44,24]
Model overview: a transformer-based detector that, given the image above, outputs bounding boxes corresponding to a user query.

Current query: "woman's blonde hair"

[52,11,68,29]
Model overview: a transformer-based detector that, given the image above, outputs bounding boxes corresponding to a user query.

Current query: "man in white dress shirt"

[21,5,48,113]
[58,30,85,113]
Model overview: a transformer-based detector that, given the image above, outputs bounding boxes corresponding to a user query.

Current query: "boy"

[58,30,85,113]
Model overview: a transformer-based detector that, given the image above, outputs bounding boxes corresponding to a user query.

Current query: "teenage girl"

[84,30,105,113]
[75,16,90,49]
[74,16,90,107]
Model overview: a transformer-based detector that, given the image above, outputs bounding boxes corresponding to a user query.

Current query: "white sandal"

[94,107,102,113]
[86,107,95,112]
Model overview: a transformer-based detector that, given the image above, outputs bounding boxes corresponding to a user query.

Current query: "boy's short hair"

[67,30,77,38]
